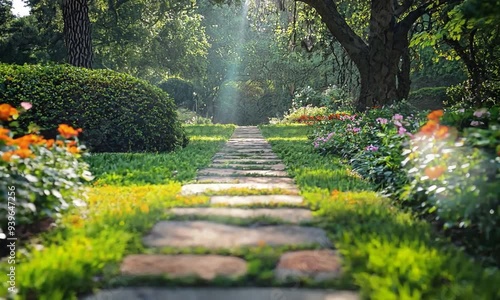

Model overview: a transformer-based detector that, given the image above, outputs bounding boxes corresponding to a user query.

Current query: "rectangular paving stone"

[214,154,280,160]
[84,288,360,300]
[212,159,283,165]
[275,250,342,282]
[120,254,247,280]
[142,221,332,248]
[195,176,296,184]
[209,164,286,171]
[210,195,303,205]
[169,207,313,223]
[220,149,274,153]
[197,168,288,177]
[181,183,299,195]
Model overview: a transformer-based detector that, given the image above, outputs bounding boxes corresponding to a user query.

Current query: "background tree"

[62,0,92,67]
[297,0,461,111]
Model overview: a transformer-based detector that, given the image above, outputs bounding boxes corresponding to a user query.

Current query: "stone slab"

[120,254,247,280]
[209,164,286,171]
[195,176,295,184]
[197,168,288,177]
[169,207,312,223]
[212,159,282,165]
[181,183,299,195]
[213,154,280,160]
[143,221,331,248]
[275,250,342,282]
[85,288,359,300]
[210,195,303,205]
[219,147,274,154]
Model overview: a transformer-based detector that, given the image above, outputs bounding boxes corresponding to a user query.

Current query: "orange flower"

[0,127,11,141]
[0,104,18,121]
[427,110,444,121]
[425,166,446,179]
[67,146,80,154]
[58,124,82,139]
[2,151,13,162]
[420,120,439,135]
[10,134,42,149]
[13,148,33,159]
[45,139,55,149]
[56,140,65,147]
[434,125,449,140]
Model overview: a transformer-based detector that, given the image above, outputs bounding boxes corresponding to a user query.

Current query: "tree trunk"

[62,0,92,68]
[298,0,427,111]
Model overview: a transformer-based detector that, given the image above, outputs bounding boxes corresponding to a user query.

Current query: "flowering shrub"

[0,103,92,238]
[310,103,422,193]
[401,109,500,264]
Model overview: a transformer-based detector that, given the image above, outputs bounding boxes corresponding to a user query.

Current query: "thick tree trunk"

[299,0,425,111]
[62,0,92,68]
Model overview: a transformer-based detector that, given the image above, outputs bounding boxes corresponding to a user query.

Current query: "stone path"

[86,126,358,300]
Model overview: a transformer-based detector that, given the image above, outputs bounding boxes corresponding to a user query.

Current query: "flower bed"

[0,103,92,237]
[310,105,500,265]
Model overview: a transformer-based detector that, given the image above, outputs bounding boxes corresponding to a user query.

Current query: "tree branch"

[298,0,368,66]
[394,0,415,17]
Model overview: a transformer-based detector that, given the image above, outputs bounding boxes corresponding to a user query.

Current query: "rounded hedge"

[0,64,188,152]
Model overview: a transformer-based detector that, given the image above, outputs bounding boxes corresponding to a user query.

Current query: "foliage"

[158,78,196,109]
[309,102,422,194]
[401,109,500,265]
[407,87,448,110]
[0,103,92,237]
[261,124,500,299]
[176,108,213,125]
[260,125,374,192]
[0,63,187,152]
[87,125,234,186]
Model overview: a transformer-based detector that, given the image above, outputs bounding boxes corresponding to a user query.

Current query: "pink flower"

[376,117,388,125]
[366,144,379,151]
[473,108,490,118]
[393,114,403,121]
[398,126,407,135]
[394,120,402,127]
[353,127,361,133]
[21,102,32,110]
[470,121,484,127]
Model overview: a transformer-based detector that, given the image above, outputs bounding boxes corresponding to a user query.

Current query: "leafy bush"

[407,86,448,110]
[279,106,330,124]
[0,64,187,152]
[446,79,500,108]
[401,110,500,265]
[0,103,92,237]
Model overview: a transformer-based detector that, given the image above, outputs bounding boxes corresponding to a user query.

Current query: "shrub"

[407,87,448,110]
[0,64,187,152]
[0,103,92,237]
[401,109,500,265]
[446,79,500,108]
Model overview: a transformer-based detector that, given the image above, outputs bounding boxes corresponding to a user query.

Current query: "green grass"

[86,125,235,186]
[260,124,500,300]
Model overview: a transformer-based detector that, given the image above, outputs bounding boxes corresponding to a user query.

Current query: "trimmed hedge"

[0,64,187,152]
[407,87,448,110]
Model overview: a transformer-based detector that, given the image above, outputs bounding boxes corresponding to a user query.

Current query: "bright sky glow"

[12,0,30,17]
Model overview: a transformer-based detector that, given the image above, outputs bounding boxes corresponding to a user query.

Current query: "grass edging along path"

[0,125,235,300]
[259,124,500,300]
